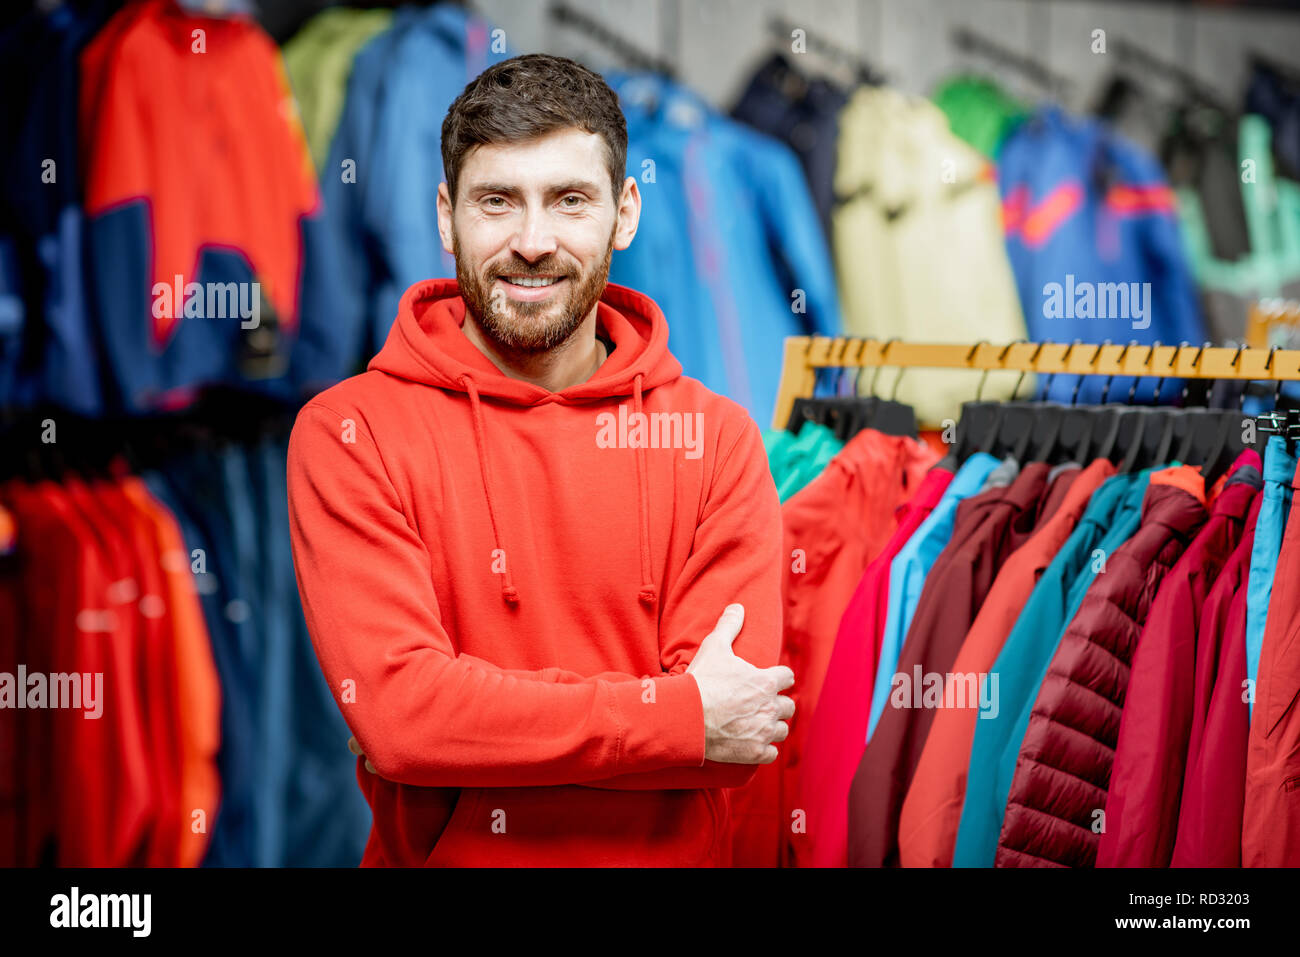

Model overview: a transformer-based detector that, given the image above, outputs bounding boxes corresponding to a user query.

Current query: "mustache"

[490,258,576,279]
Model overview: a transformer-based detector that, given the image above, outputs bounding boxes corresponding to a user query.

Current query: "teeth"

[505,276,559,288]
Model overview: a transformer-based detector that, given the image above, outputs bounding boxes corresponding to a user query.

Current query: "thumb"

[704,604,745,651]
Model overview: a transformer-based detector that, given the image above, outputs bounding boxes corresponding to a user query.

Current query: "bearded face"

[454,221,615,355]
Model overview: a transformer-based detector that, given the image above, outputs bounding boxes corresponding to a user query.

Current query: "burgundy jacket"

[996,470,1207,867]
[1098,461,1261,866]
[847,462,1054,867]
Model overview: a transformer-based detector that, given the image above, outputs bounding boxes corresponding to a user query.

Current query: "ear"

[437,182,455,257]
[613,176,640,251]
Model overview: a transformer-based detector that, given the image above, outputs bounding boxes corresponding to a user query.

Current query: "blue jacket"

[1246,436,1295,719]
[294,5,510,391]
[954,468,1151,866]
[997,107,1205,406]
[0,4,111,414]
[608,72,841,423]
[866,453,1000,740]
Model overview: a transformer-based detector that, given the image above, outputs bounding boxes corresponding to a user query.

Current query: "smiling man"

[286,54,792,867]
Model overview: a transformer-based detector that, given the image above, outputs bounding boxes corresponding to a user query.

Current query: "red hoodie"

[287,278,783,866]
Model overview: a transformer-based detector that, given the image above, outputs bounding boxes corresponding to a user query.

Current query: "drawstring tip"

[502,585,520,605]
[637,586,657,606]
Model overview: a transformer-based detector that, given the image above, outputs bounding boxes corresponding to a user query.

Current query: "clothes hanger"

[1032,342,1103,464]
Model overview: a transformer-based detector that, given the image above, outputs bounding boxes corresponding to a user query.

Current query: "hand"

[686,604,795,765]
[348,735,377,774]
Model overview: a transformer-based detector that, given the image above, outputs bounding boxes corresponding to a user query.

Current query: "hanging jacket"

[287,277,784,866]
[954,468,1149,867]
[995,468,1208,867]
[833,87,1028,425]
[931,75,1028,160]
[609,71,842,424]
[1243,452,1300,866]
[80,0,320,411]
[281,7,394,172]
[997,107,1205,406]
[864,453,1004,741]
[899,457,1115,868]
[1245,436,1295,717]
[847,462,1052,868]
[730,52,849,241]
[1098,454,1262,867]
[1170,495,1262,867]
[0,2,113,414]
[795,468,953,869]
[294,5,506,394]
[728,428,939,867]
[763,422,844,502]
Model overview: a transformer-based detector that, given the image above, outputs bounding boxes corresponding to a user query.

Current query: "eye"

[483,195,506,208]
[560,194,585,208]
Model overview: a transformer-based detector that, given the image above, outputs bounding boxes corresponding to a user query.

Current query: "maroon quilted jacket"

[995,470,1207,867]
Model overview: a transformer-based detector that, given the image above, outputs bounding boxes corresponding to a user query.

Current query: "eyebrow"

[467,180,604,198]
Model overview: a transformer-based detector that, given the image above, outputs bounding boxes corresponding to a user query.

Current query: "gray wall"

[475,0,1300,115]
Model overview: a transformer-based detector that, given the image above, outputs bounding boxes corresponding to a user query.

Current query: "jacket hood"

[368,277,682,403]
[367,277,682,608]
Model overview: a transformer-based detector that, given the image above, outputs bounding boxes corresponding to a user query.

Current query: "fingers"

[705,603,745,649]
[766,665,796,692]
[349,736,376,774]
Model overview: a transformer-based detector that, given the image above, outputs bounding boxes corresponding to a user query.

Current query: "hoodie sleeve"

[287,402,709,788]
[581,411,785,790]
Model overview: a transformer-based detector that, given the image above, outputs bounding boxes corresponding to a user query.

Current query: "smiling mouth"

[499,276,566,288]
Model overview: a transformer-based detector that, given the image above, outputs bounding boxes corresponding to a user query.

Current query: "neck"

[462,303,606,392]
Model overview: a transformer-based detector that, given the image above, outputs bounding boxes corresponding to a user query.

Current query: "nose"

[509,206,558,264]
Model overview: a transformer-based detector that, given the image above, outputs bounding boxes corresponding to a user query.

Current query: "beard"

[455,225,616,356]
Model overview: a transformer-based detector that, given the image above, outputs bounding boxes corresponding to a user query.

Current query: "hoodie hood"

[367,278,682,607]
[369,277,682,402]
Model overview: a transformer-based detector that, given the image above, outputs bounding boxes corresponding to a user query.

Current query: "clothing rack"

[772,334,1300,430]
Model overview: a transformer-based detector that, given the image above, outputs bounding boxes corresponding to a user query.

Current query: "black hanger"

[1031,342,1099,464]
[859,338,918,439]
[551,2,678,79]
[1110,36,1231,115]
[951,26,1073,99]
[770,15,885,87]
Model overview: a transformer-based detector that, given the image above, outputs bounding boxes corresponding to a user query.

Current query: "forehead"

[458,127,610,192]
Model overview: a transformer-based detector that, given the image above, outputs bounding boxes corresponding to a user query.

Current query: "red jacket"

[996,469,1206,867]
[1243,456,1300,866]
[794,468,952,868]
[728,429,938,866]
[1171,496,1262,867]
[1098,457,1261,867]
[288,279,783,866]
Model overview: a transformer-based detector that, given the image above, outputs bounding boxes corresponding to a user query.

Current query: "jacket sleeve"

[581,412,785,789]
[287,402,708,788]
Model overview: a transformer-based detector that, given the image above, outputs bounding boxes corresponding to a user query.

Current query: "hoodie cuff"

[608,673,706,773]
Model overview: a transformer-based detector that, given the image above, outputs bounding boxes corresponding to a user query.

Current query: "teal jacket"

[953,468,1152,866]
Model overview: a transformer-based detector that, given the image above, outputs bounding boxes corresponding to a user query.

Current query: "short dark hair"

[441,54,628,205]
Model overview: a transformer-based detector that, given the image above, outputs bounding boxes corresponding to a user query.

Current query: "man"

[286,54,793,867]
